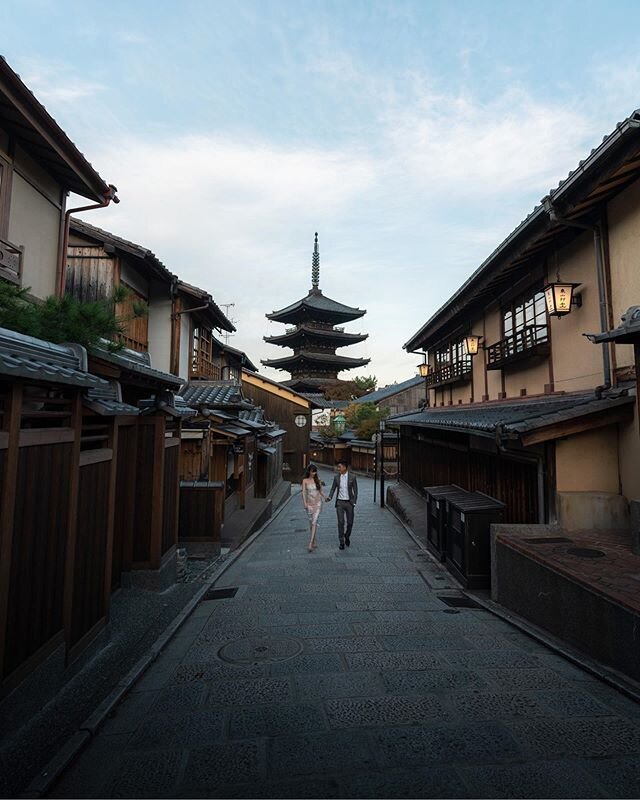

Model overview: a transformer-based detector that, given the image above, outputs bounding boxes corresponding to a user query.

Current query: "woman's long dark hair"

[304,463,321,491]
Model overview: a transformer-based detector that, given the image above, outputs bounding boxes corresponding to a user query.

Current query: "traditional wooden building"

[353,375,425,415]
[242,368,313,483]
[395,111,640,532]
[263,233,369,394]
[179,381,286,551]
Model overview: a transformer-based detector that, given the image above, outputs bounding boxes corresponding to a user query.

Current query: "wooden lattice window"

[191,326,221,380]
[117,282,149,352]
[20,385,73,429]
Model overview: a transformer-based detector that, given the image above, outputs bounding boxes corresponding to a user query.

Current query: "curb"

[385,499,640,704]
[23,488,297,799]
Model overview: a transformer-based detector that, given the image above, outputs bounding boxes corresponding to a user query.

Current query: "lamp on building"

[464,334,483,355]
[417,354,430,408]
[543,281,582,317]
[334,413,346,435]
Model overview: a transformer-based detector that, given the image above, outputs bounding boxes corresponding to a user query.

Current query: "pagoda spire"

[311,232,320,291]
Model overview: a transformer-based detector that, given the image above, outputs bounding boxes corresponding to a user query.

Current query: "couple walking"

[301,461,358,552]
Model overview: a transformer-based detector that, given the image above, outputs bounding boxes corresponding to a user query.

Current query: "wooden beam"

[62,392,83,662]
[520,407,634,446]
[0,384,22,677]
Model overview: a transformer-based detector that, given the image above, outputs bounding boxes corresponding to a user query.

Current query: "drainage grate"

[201,587,239,601]
[437,595,482,609]
[566,547,606,559]
[523,536,573,544]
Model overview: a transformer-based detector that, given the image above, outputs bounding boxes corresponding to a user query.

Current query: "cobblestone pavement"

[52,471,640,798]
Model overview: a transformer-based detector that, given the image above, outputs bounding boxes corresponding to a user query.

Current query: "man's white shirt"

[338,473,350,501]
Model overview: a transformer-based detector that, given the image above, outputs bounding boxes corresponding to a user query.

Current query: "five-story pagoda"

[263,233,369,393]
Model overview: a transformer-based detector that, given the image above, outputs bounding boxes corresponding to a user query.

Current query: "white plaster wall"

[8,172,60,299]
[147,280,172,373]
[179,313,191,381]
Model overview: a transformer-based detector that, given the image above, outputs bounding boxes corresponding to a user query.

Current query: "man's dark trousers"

[336,499,354,545]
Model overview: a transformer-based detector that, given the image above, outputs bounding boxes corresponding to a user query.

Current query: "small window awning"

[265,428,287,439]
[587,306,640,344]
[211,423,251,438]
[389,391,635,446]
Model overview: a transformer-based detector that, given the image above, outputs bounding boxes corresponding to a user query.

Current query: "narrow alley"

[52,470,640,799]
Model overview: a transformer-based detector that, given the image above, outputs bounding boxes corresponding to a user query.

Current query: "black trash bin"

[446,492,505,588]
[424,484,469,561]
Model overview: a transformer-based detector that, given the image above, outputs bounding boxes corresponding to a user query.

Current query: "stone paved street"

[51,470,640,799]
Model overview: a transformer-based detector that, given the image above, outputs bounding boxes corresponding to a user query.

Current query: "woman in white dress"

[301,464,326,552]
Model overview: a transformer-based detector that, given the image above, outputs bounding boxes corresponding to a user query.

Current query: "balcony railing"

[0,237,23,284]
[191,353,222,380]
[487,324,550,370]
[426,359,473,388]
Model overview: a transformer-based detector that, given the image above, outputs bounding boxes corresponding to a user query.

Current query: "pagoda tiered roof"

[266,288,366,325]
[264,324,368,349]
[262,350,370,372]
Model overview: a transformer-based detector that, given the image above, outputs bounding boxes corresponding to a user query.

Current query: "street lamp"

[379,418,386,509]
[543,281,581,317]
[464,334,483,355]
[418,355,430,408]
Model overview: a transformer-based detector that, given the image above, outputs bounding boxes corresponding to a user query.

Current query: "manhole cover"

[438,595,482,609]
[201,587,238,601]
[523,537,573,544]
[218,635,303,665]
[566,547,606,559]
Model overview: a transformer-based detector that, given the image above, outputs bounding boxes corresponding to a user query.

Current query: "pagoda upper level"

[262,233,369,382]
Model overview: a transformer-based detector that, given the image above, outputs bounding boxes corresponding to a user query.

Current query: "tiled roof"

[300,393,350,410]
[71,217,174,283]
[262,351,370,369]
[92,346,183,388]
[353,376,423,404]
[85,381,139,415]
[212,336,257,371]
[0,56,110,201]
[267,289,366,323]
[389,392,635,440]
[182,381,252,408]
[0,327,107,389]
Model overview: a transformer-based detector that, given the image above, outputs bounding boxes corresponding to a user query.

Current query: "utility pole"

[220,303,236,345]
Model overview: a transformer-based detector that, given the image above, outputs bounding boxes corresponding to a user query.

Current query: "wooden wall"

[241,380,310,483]
[399,427,539,524]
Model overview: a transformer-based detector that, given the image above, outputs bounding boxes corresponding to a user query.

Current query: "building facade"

[395,110,640,533]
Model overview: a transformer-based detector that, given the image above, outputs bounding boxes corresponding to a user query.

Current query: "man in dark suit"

[326,461,358,549]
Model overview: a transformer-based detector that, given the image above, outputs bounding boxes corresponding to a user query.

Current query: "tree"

[343,401,389,439]
[0,282,147,352]
[353,375,377,393]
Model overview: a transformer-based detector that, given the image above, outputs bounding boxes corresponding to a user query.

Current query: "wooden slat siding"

[3,440,73,678]
[117,282,149,353]
[161,440,180,557]
[0,384,21,678]
[179,485,222,542]
[66,246,115,302]
[399,430,539,524]
[132,416,166,570]
[70,458,110,649]
[112,424,138,591]
[62,394,83,665]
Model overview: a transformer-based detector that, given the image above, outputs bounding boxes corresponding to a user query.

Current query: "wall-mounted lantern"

[334,413,346,434]
[464,334,483,355]
[543,282,582,317]
[418,361,431,378]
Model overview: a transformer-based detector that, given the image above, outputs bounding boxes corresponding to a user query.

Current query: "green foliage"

[0,281,148,352]
[343,401,389,439]
[319,423,339,439]
[353,375,377,392]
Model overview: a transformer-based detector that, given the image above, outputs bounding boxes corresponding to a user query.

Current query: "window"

[503,290,547,340]
[191,326,222,379]
[435,338,471,372]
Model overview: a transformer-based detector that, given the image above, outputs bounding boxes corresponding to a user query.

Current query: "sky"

[4,0,640,385]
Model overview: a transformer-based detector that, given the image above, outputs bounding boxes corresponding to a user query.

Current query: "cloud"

[17,58,105,104]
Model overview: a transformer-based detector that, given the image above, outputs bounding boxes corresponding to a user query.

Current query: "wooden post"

[102,418,119,618]
[149,414,166,570]
[0,384,22,678]
[62,392,83,659]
